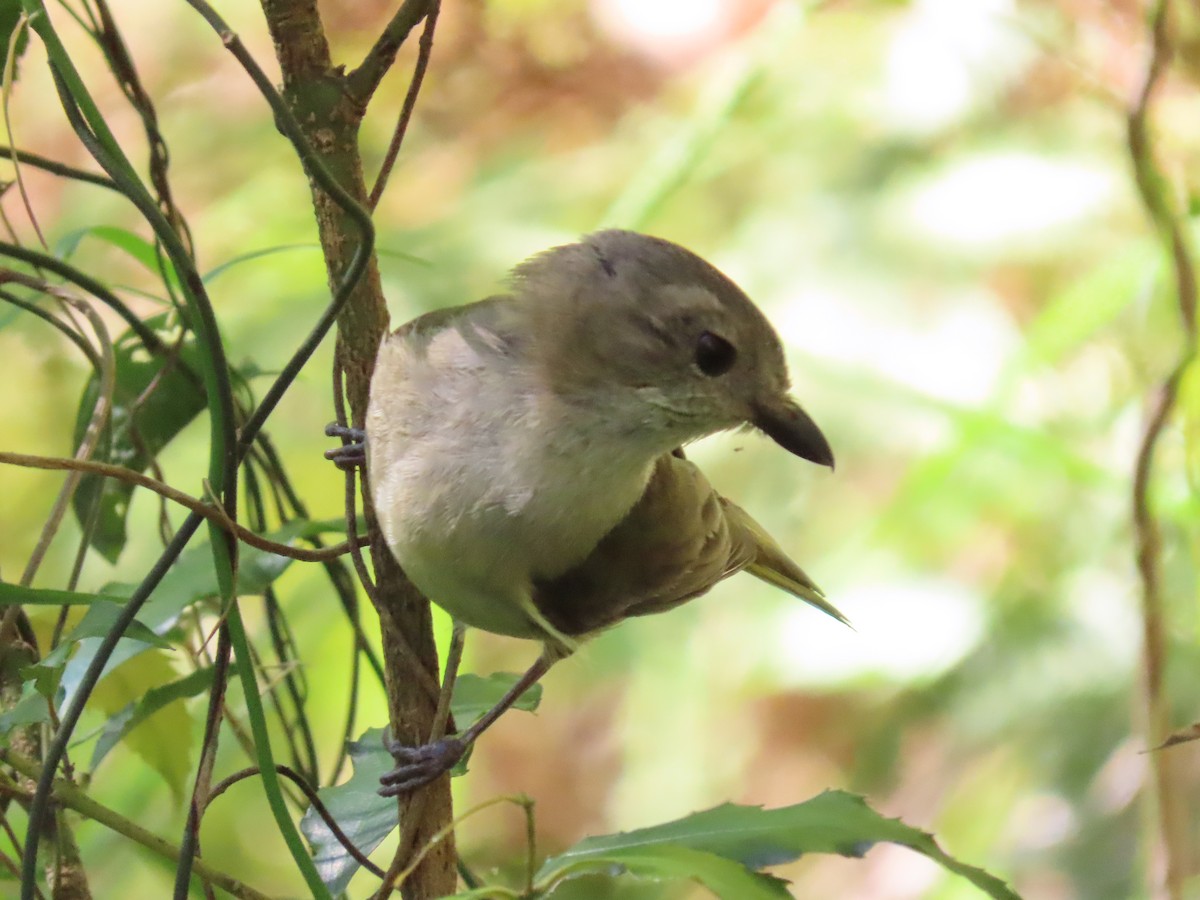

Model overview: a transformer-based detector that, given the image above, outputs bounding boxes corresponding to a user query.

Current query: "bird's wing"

[387,294,521,357]
[531,452,737,635]
[720,499,850,626]
[532,451,847,636]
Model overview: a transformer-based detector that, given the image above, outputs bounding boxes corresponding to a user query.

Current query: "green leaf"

[90,664,217,769]
[536,792,1020,900]
[451,672,542,725]
[90,651,196,799]
[201,243,319,283]
[0,641,49,734]
[444,673,543,776]
[0,582,124,606]
[66,599,172,649]
[302,672,545,896]
[542,845,789,899]
[14,596,168,710]
[55,520,312,708]
[296,517,351,537]
[49,598,175,710]
[0,0,29,81]
[55,225,178,287]
[0,688,50,734]
[51,518,307,707]
[72,315,207,562]
[138,519,312,627]
[300,727,398,895]
[1019,241,1155,367]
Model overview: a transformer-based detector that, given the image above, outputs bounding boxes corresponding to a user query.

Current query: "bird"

[328,229,845,795]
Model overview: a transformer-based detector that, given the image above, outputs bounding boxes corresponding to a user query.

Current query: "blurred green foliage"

[1,0,1198,897]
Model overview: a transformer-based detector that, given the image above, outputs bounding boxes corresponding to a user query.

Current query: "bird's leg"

[379,647,557,797]
[324,422,366,470]
[377,623,467,797]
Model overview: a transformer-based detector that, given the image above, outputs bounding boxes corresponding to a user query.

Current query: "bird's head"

[513,230,833,468]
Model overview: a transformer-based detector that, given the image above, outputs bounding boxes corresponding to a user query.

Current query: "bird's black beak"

[752,397,835,469]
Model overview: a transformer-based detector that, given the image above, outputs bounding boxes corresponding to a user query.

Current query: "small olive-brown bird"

[338,230,844,795]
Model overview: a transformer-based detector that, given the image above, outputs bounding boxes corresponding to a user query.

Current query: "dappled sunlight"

[774,577,986,685]
[897,153,1118,249]
[880,0,1031,134]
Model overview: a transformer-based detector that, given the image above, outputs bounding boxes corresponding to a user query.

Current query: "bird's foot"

[324,423,366,470]
[378,736,467,797]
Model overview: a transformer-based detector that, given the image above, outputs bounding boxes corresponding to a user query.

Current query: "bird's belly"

[372,448,650,639]
[399,543,546,639]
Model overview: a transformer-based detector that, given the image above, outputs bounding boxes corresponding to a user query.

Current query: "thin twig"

[0,146,117,190]
[377,625,464,897]
[0,451,368,561]
[2,14,47,249]
[253,431,387,689]
[0,287,100,366]
[367,0,439,209]
[332,352,377,593]
[206,764,387,879]
[174,625,231,900]
[0,749,272,900]
[0,247,167,353]
[387,796,532,896]
[347,0,434,102]
[91,0,193,253]
[20,0,377,879]
[17,294,113,587]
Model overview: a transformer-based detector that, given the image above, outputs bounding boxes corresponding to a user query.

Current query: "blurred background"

[1,0,1198,897]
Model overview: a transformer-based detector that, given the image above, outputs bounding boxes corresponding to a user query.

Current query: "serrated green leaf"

[72,315,207,562]
[540,844,791,900]
[537,792,1020,900]
[301,727,398,895]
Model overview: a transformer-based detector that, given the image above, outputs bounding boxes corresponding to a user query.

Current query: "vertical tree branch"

[1127,1,1197,896]
[258,3,456,897]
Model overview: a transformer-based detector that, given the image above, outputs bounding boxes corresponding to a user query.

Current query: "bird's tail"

[725,502,851,628]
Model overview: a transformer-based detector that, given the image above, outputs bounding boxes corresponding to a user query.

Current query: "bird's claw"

[324,423,366,470]
[378,736,467,797]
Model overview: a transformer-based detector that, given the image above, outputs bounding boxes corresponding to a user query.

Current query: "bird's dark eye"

[694,331,736,376]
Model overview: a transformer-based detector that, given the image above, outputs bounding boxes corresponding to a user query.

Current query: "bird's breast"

[366,327,656,634]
